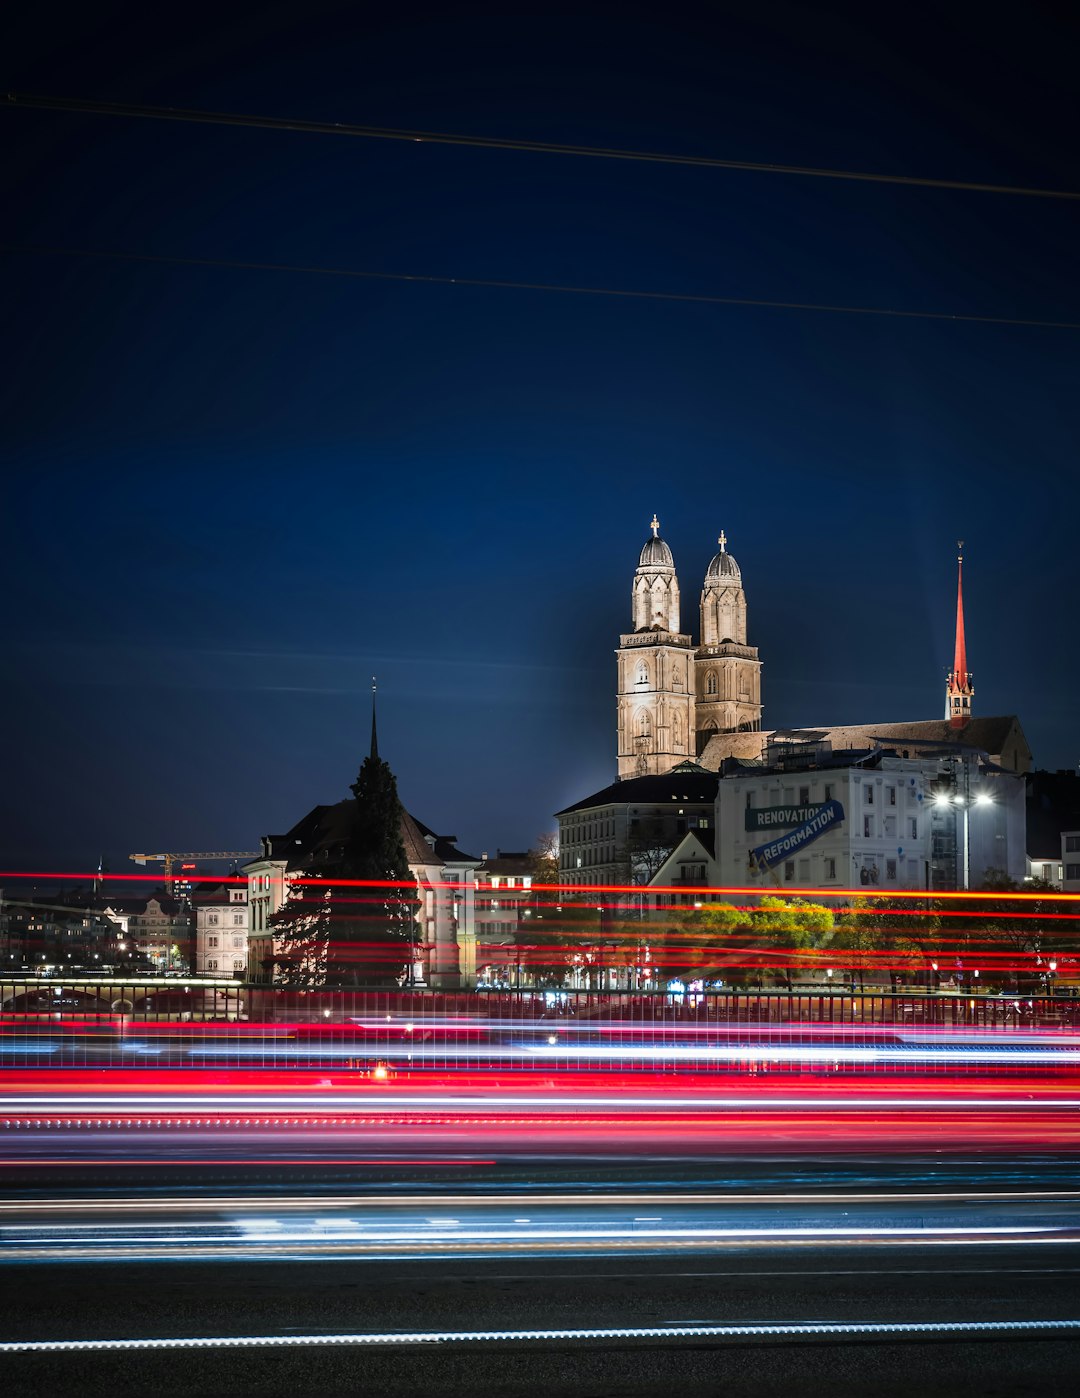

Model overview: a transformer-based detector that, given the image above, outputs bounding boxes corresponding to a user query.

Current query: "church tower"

[616,516,696,778]
[945,542,974,726]
[693,530,762,747]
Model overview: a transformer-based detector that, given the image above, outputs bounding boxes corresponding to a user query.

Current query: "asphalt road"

[4,1164,1080,1395]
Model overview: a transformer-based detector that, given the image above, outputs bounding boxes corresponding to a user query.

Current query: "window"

[824,857,836,880]
[910,818,918,839]
[1066,836,1080,853]
[233,959,244,970]
[886,859,897,881]
[234,914,244,926]
[207,959,217,970]
[824,784,833,802]
[799,786,810,806]
[784,861,795,882]
[888,787,896,806]
[208,913,219,925]
[705,670,718,696]
[232,937,243,949]
[1067,864,1080,880]
[863,814,873,838]
[797,858,810,883]
[865,786,874,805]
[208,936,218,949]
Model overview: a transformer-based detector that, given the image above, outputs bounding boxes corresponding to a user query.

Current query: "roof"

[557,768,719,816]
[705,549,741,581]
[259,800,478,873]
[699,716,1031,774]
[638,535,674,568]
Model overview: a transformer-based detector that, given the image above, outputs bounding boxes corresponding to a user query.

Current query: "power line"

[6,91,1080,201]
[3,243,1078,330]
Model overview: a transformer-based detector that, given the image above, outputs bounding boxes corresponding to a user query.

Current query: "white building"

[193,883,248,977]
[1064,832,1080,893]
[709,736,1025,894]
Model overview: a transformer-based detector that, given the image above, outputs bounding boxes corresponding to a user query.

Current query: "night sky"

[3,3,1079,873]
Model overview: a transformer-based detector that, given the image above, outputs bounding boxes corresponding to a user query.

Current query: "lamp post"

[1049,958,1058,997]
[930,960,939,992]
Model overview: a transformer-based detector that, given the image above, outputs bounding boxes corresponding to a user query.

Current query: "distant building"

[0,890,134,972]
[120,894,193,972]
[245,803,481,989]
[714,738,1024,893]
[1026,769,1080,887]
[616,518,762,779]
[1064,832,1080,893]
[472,851,535,986]
[556,762,718,889]
[193,882,248,977]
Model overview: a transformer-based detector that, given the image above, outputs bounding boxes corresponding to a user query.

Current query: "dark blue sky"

[3,2,1079,871]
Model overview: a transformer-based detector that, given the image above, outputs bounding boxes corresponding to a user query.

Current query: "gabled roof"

[557,768,719,816]
[257,799,478,873]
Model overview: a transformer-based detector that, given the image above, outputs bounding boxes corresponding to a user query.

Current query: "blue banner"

[750,799,845,870]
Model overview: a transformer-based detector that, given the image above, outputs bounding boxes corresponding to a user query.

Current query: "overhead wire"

[6,92,1080,201]
[3,244,1079,330]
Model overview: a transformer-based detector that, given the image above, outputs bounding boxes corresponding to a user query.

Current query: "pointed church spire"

[370,676,379,759]
[945,542,974,726]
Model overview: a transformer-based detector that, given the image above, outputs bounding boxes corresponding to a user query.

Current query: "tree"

[954,872,1077,993]
[833,898,928,991]
[270,749,417,987]
[616,817,679,886]
[528,832,560,887]
[748,896,834,989]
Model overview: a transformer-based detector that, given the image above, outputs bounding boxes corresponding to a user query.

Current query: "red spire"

[945,542,973,725]
[953,550,967,683]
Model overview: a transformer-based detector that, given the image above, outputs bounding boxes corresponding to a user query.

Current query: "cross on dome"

[650,513,660,538]
[718,529,727,553]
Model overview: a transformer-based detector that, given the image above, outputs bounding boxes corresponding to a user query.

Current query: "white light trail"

[4,1317,1080,1351]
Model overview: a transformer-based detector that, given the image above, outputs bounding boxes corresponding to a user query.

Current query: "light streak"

[4,1092,1080,1110]
[4,1318,1080,1351]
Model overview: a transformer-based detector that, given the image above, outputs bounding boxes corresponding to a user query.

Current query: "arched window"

[636,663,649,685]
[636,710,652,739]
[705,670,718,696]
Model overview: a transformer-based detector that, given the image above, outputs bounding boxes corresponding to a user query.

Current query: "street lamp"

[1049,959,1058,996]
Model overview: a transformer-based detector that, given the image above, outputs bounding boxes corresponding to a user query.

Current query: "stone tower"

[693,530,762,746]
[945,542,974,726]
[616,516,696,778]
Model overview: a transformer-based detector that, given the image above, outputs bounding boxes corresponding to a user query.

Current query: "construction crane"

[129,851,259,889]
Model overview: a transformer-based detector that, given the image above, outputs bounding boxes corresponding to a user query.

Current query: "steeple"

[370,676,379,759]
[945,543,974,726]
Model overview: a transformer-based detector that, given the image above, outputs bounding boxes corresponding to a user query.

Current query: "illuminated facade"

[616,518,761,779]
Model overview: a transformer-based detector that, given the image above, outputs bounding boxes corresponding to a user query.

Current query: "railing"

[1,981,1077,1071]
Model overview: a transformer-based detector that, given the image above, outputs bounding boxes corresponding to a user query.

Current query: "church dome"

[639,534,674,568]
[705,548,741,582]
[704,531,737,581]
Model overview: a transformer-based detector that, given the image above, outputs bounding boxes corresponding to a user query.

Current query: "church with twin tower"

[616,516,762,778]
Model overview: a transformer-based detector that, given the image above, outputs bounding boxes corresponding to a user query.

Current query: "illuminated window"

[705,671,718,696]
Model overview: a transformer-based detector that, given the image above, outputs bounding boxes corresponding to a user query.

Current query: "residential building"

[193,882,248,977]
[557,761,718,889]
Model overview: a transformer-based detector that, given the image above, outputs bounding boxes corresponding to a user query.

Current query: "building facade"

[710,738,1026,893]
[557,763,719,889]
[193,883,248,977]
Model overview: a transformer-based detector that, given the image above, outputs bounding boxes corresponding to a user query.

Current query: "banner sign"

[745,802,829,832]
[750,799,845,870]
